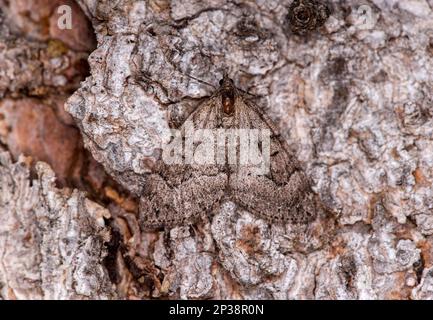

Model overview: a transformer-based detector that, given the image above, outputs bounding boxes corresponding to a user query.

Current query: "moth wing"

[139,96,227,229]
[229,96,317,224]
[139,172,226,229]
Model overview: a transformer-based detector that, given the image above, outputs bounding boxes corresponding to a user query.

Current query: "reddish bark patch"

[0,98,80,187]
[236,224,263,256]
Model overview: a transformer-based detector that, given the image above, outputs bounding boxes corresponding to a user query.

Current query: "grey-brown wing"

[139,95,228,229]
[228,97,317,224]
[139,170,227,229]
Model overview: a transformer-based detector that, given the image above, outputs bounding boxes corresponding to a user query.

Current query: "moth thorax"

[221,89,235,115]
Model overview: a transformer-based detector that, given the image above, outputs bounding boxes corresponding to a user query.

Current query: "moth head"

[219,76,236,116]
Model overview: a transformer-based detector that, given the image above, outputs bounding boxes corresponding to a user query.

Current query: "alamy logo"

[57,5,72,30]
[162,121,271,175]
[354,5,377,30]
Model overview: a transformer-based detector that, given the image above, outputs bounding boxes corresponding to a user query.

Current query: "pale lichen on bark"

[1,0,433,300]
[0,152,115,299]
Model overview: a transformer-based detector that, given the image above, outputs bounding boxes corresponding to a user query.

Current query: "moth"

[139,76,326,229]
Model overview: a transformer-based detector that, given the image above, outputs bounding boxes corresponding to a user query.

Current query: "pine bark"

[1,0,433,300]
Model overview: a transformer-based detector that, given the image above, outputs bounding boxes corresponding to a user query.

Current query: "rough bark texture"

[0,152,115,299]
[1,0,433,300]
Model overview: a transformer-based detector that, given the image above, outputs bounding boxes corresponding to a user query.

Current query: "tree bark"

[1,0,433,300]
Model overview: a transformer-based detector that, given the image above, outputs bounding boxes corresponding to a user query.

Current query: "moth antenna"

[184,73,216,90]
[220,67,237,82]
[239,87,266,99]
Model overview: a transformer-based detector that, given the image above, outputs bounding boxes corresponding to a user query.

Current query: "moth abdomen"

[221,89,235,115]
